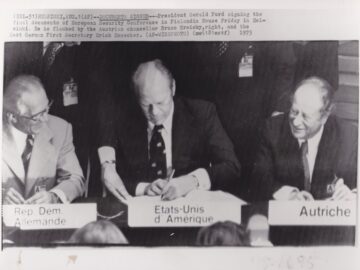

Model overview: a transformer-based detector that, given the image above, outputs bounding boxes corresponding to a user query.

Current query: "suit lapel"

[121,108,149,174]
[172,98,197,174]
[2,125,26,183]
[311,117,338,194]
[25,123,56,197]
[278,117,304,189]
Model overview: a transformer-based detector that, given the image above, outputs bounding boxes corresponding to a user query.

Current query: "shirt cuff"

[273,186,299,200]
[50,189,68,204]
[135,183,149,196]
[189,168,211,190]
[98,146,116,164]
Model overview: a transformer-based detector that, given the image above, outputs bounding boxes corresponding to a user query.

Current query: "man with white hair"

[252,76,357,201]
[2,75,85,204]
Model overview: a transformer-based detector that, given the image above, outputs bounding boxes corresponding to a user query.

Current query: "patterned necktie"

[43,42,63,71]
[300,141,311,192]
[215,41,229,57]
[22,135,34,174]
[149,125,167,180]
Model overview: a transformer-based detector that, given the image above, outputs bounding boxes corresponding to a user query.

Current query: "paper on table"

[126,190,247,205]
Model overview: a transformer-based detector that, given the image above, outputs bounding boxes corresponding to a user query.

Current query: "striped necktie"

[215,41,229,57]
[22,135,34,174]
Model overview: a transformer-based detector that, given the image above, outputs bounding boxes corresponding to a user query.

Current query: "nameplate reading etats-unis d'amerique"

[268,201,356,226]
[127,198,242,227]
[2,203,97,230]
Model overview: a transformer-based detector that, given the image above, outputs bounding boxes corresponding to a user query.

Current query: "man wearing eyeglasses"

[251,77,357,201]
[2,75,85,204]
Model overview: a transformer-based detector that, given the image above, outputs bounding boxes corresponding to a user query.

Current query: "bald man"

[99,59,240,201]
[251,77,357,201]
[2,75,85,204]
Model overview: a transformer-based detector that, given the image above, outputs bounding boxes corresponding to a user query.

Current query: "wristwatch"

[102,160,116,166]
[50,192,61,203]
[191,175,200,189]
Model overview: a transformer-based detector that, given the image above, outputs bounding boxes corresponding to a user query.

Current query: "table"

[2,198,356,247]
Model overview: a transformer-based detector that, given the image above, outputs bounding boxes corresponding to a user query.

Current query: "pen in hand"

[326,174,340,200]
[167,169,175,182]
[161,169,175,200]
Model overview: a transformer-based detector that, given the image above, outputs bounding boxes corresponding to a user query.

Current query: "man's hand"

[26,191,59,204]
[3,188,25,204]
[330,178,356,201]
[144,179,168,196]
[101,163,131,202]
[161,175,198,201]
[289,190,314,201]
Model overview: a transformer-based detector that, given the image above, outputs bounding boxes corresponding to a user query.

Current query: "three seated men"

[3,67,357,204]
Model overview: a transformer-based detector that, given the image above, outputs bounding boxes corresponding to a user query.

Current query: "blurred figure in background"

[68,220,128,244]
[196,221,249,246]
[246,214,273,247]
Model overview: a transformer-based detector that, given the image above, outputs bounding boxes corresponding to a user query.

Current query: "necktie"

[22,135,34,174]
[215,41,229,57]
[300,141,311,192]
[149,125,167,180]
[43,42,63,71]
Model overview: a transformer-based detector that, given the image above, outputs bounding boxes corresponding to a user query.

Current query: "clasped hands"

[288,178,356,201]
[4,188,59,204]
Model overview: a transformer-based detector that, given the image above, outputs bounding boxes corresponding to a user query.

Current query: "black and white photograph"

[2,40,358,247]
[0,4,359,270]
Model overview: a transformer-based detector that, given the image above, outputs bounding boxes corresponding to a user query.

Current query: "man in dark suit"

[252,76,357,201]
[99,59,241,201]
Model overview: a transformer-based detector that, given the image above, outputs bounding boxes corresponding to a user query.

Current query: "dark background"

[3,41,358,200]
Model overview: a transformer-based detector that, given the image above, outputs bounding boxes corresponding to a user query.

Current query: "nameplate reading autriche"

[2,203,97,230]
[268,201,356,226]
[128,197,242,227]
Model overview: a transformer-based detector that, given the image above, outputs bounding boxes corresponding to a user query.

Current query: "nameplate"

[2,203,97,230]
[268,201,356,226]
[127,197,242,227]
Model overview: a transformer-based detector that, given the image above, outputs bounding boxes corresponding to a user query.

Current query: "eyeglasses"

[15,100,53,122]
[289,107,323,123]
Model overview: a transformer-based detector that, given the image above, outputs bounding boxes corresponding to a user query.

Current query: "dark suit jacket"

[112,97,241,195]
[251,114,357,201]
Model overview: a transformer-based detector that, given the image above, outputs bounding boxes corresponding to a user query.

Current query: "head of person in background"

[289,76,335,141]
[132,59,175,126]
[68,220,128,244]
[4,75,52,135]
[196,221,250,246]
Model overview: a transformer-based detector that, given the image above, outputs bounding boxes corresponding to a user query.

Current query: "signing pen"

[161,169,175,200]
